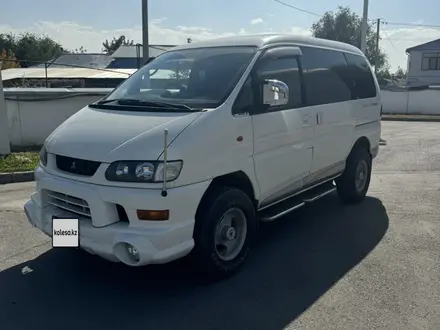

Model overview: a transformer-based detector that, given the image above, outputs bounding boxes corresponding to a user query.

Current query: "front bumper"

[24,166,210,266]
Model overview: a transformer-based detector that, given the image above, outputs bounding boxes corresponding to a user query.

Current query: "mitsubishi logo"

[70,161,76,170]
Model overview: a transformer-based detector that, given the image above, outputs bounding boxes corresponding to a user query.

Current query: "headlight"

[39,146,48,167]
[105,160,183,183]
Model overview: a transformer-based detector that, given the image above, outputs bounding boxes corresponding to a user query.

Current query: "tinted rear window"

[344,53,377,99]
[300,46,352,106]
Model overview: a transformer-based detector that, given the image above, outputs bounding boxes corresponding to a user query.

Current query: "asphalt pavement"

[1,121,439,330]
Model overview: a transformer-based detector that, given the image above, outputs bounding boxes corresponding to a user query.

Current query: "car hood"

[45,106,202,163]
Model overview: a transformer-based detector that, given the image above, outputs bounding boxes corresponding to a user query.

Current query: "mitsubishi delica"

[24,34,381,279]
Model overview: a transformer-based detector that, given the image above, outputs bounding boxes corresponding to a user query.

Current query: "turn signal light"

[136,209,169,221]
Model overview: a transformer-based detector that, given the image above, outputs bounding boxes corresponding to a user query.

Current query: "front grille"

[56,155,101,176]
[47,190,91,218]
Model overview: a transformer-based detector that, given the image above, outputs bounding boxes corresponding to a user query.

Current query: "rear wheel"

[336,147,372,204]
[192,187,257,280]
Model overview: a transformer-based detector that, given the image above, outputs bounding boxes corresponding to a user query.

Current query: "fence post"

[45,62,48,87]
[0,64,11,155]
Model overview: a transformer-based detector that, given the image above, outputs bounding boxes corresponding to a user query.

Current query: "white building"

[406,38,440,86]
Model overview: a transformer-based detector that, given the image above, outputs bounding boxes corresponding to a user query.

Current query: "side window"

[421,53,440,71]
[300,47,351,106]
[232,76,254,115]
[344,53,377,99]
[256,56,303,112]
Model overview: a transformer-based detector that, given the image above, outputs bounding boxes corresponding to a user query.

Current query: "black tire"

[192,187,257,280]
[336,147,372,204]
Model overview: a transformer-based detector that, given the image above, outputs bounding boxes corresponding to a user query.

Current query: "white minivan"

[24,34,381,279]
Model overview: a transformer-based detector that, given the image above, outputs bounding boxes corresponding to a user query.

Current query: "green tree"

[168,67,191,80]
[311,6,388,73]
[376,68,391,86]
[0,33,16,56]
[1,48,20,69]
[0,32,64,67]
[102,35,134,55]
[375,67,406,86]
[393,66,406,79]
[73,46,87,53]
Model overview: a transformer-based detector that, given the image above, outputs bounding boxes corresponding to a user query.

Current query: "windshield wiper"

[97,98,195,111]
[96,98,119,105]
[119,99,194,110]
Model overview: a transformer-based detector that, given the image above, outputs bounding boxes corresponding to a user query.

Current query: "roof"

[170,33,364,55]
[31,53,114,69]
[111,45,176,58]
[406,38,440,53]
[4,87,113,95]
[106,57,142,69]
[25,45,177,70]
[1,68,136,81]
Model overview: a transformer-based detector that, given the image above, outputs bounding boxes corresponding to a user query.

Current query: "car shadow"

[0,194,388,330]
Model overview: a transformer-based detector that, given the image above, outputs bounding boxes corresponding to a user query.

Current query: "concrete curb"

[382,115,440,122]
[0,171,34,184]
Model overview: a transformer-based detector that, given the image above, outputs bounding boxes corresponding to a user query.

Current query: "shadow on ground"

[0,195,389,330]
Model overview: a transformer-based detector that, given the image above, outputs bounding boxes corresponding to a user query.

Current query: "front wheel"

[336,147,372,204]
[192,187,257,280]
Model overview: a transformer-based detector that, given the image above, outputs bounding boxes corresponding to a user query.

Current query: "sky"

[1,0,440,71]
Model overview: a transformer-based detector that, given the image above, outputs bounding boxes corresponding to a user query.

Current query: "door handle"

[316,112,323,125]
[302,114,311,126]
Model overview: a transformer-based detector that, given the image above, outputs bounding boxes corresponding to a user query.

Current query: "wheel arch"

[351,136,371,156]
[195,171,259,221]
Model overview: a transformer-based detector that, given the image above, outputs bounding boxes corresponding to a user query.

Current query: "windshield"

[102,46,257,109]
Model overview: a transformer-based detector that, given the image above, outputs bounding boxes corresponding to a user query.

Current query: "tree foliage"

[311,6,388,73]
[375,66,407,86]
[0,32,64,67]
[168,68,191,80]
[1,49,20,69]
[73,46,87,54]
[102,35,134,55]
[393,67,406,79]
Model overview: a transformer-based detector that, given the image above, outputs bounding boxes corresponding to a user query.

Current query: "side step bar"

[259,181,336,222]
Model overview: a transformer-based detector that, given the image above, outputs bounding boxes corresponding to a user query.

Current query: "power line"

[384,21,440,29]
[272,0,322,18]
[382,37,433,41]
[270,0,440,30]
[381,27,398,52]
[269,0,440,49]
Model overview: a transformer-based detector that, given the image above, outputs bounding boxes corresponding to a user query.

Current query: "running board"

[259,181,336,222]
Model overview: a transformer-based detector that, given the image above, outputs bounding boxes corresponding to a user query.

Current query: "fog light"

[126,243,140,262]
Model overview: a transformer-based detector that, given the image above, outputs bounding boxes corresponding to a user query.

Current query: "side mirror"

[262,79,289,107]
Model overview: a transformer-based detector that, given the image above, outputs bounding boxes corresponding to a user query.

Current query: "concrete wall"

[381,86,440,115]
[407,50,440,86]
[0,71,10,154]
[3,87,440,148]
[4,88,109,148]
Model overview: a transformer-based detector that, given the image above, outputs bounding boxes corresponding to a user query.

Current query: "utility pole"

[0,64,11,155]
[373,18,386,145]
[360,0,369,53]
[142,0,149,65]
[375,18,381,75]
